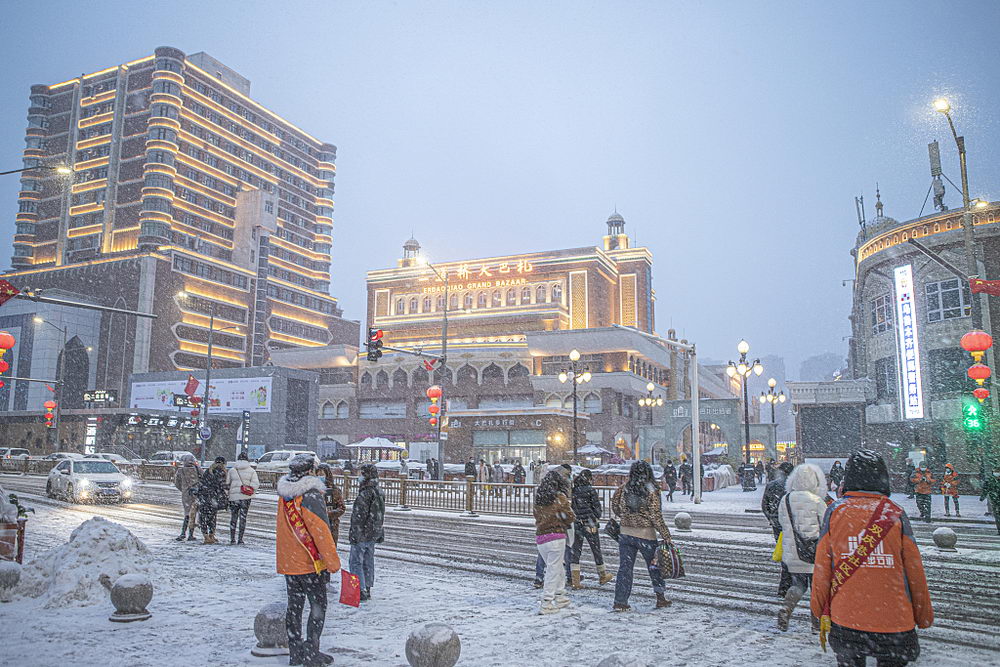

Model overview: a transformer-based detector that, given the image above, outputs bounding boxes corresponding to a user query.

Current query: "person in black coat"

[196,456,229,544]
[663,460,678,502]
[762,461,794,597]
[754,460,765,485]
[678,459,693,496]
[568,469,613,588]
[464,458,477,478]
[349,464,385,601]
[512,461,526,485]
[828,460,845,491]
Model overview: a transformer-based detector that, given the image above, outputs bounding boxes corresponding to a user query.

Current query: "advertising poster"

[131,377,273,413]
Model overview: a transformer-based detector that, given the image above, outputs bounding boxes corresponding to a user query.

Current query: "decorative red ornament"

[428,404,440,415]
[425,385,442,400]
[43,400,56,409]
[190,409,200,417]
[0,359,9,373]
[961,330,994,363]
[968,363,992,386]
[0,331,15,350]
[429,417,438,426]
[0,381,5,389]
[973,387,991,404]
[45,412,53,419]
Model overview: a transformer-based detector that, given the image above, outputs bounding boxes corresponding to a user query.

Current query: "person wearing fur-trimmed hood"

[349,463,385,602]
[276,454,341,667]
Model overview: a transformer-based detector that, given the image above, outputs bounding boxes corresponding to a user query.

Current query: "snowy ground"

[0,502,994,666]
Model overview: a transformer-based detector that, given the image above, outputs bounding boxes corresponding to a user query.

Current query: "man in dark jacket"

[568,469,612,588]
[464,458,476,478]
[663,459,678,502]
[196,456,228,544]
[678,459,693,496]
[980,468,1000,535]
[762,461,794,597]
[512,461,526,485]
[349,464,385,601]
[754,460,765,485]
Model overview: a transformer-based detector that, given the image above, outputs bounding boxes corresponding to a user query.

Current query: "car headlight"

[77,478,91,489]
[120,478,133,490]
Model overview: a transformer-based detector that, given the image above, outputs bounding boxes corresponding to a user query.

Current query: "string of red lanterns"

[425,385,442,427]
[961,330,994,403]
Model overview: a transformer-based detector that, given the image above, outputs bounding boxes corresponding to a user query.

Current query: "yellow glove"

[819,615,831,652]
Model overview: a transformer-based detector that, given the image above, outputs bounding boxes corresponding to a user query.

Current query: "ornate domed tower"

[398,236,422,268]
[603,211,630,251]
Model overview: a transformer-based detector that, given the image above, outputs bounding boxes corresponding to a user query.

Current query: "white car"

[146,450,193,466]
[43,452,85,461]
[46,458,135,503]
[86,452,130,465]
[255,450,318,472]
[0,447,30,460]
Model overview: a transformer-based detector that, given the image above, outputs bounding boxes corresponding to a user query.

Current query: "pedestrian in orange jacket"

[939,464,960,517]
[910,466,935,523]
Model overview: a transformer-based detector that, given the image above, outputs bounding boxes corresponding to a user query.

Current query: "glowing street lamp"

[559,349,591,464]
[726,339,763,491]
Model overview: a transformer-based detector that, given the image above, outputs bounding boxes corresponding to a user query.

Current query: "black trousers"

[830,623,918,667]
[199,505,217,535]
[915,494,932,521]
[230,499,251,541]
[681,478,692,495]
[570,524,604,566]
[943,495,959,514]
[285,572,329,663]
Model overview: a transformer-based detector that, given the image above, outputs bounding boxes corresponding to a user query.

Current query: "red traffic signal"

[369,328,383,342]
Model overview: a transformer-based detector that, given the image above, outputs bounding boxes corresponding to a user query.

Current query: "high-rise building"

[2,47,358,415]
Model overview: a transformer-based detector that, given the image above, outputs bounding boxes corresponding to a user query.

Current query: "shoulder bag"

[784,493,817,563]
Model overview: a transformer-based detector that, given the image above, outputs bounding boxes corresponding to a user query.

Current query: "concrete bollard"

[99,573,153,622]
[932,527,958,552]
[597,654,644,667]
[251,602,289,657]
[405,623,461,667]
[0,560,21,602]
[673,512,693,532]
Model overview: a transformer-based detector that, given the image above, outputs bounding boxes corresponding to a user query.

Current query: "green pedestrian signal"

[962,399,985,432]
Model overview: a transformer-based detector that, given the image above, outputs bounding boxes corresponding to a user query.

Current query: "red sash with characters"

[282,497,325,574]
[819,496,902,652]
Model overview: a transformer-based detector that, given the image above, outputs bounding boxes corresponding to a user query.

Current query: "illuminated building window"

[506,289,516,306]
[395,298,405,314]
[464,293,473,309]
[491,291,501,307]
[477,293,487,308]
[536,285,547,303]
[438,295,446,311]
[521,286,531,304]
[409,297,418,313]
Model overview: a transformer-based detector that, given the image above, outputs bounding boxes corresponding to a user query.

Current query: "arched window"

[412,366,429,386]
[482,363,504,384]
[360,372,372,388]
[450,294,458,310]
[393,368,409,387]
[375,370,390,390]
[552,283,563,303]
[423,296,432,313]
[491,291,502,307]
[583,393,602,414]
[335,401,349,418]
[536,285,547,303]
[456,365,478,386]
[477,292,487,308]
[463,293,473,310]
[409,297,418,313]
[507,363,529,382]
[433,366,453,386]
[320,401,335,418]
[521,286,532,304]
[437,295,446,311]
[396,298,405,314]
[506,289,516,306]
[545,394,563,408]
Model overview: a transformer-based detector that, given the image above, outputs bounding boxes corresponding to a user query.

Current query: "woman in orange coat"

[811,450,932,667]
[939,464,960,517]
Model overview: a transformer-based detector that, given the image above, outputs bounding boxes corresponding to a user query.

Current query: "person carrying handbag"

[226,451,261,545]
[776,463,827,631]
[569,469,613,588]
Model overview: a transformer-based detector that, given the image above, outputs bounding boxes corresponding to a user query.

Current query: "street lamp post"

[638,381,664,463]
[1,165,73,176]
[727,339,763,491]
[419,260,449,480]
[759,377,786,425]
[33,317,69,450]
[559,349,591,465]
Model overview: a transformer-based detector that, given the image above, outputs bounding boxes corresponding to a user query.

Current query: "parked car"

[46,458,134,503]
[85,452,130,465]
[146,450,193,466]
[42,452,85,461]
[0,447,30,460]
[255,450,318,472]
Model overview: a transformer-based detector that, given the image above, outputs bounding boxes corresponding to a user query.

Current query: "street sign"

[199,426,213,440]
[439,431,448,441]
[83,389,118,404]
[239,410,251,446]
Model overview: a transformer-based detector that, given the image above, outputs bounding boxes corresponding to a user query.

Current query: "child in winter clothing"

[569,469,612,588]
[939,464,960,517]
[811,450,933,667]
[776,463,827,631]
[533,469,575,614]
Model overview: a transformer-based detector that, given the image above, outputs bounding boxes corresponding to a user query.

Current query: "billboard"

[131,377,273,413]
[893,264,924,420]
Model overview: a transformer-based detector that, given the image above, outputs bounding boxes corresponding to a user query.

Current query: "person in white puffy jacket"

[226,452,261,545]
[776,462,828,632]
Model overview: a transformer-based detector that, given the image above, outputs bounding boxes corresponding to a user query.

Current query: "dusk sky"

[2,1,999,376]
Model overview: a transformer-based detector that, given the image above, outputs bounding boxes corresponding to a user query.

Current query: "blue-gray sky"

[2,1,999,376]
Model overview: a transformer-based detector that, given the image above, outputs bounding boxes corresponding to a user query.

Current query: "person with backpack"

[568,469,613,588]
[197,457,228,544]
[910,464,936,523]
[611,461,673,611]
[662,459,678,502]
[776,463,827,631]
[349,463,385,602]
[533,468,575,614]
[276,454,341,667]
[317,463,346,544]
[173,453,200,542]
[811,450,933,667]
[226,451,260,545]
[763,461,795,597]
[939,464,960,517]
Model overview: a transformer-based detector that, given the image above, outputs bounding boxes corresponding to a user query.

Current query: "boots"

[570,566,583,590]
[777,588,802,631]
[175,517,189,541]
[597,564,614,585]
[655,592,671,608]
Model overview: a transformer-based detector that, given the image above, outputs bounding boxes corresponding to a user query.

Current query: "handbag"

[604,518,621,542]
[656,541,686,579]
[784,494,817,564]
[771,532,784,562]
[240,485,255,496]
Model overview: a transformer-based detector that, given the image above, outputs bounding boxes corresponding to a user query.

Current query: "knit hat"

[214,456,227,465]
[842,449,891,496]
[288,453,315,475]
[360,463,379,480]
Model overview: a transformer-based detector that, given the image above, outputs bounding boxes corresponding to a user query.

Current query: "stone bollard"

[932,527,958,552]
[405,623,461,667]
[0,560,21,602]
[596,654,644,667]
[99,573,153,622]
[673,512,693,532]
[251,602,289,657]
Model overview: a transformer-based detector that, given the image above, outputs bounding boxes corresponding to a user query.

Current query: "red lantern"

[426,385,442,401]
[961,330,994,363]
[43,400,56,409]
[973,387,991,404]
[0,381,5,389]
[428,404,440,415]
[0,331,15,351]
[190,409,200,417]
[0,359,9,373]
[429,417,438,426]
[968,363,992,386]
[45,412,53,420]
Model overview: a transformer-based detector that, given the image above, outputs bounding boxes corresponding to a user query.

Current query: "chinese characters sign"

[893,265,924,420]
[454,260,533,280]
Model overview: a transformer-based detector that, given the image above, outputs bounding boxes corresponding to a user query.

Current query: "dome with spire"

[403,236,421,251]
[607,211,625,224]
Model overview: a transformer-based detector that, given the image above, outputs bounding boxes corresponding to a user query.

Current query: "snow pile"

[16,516,152,608]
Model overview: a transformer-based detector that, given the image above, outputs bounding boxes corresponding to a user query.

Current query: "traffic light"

[962,397,985,432]
[366,327,383,362]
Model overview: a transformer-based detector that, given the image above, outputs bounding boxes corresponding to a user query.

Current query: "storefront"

[446,408,584,464]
